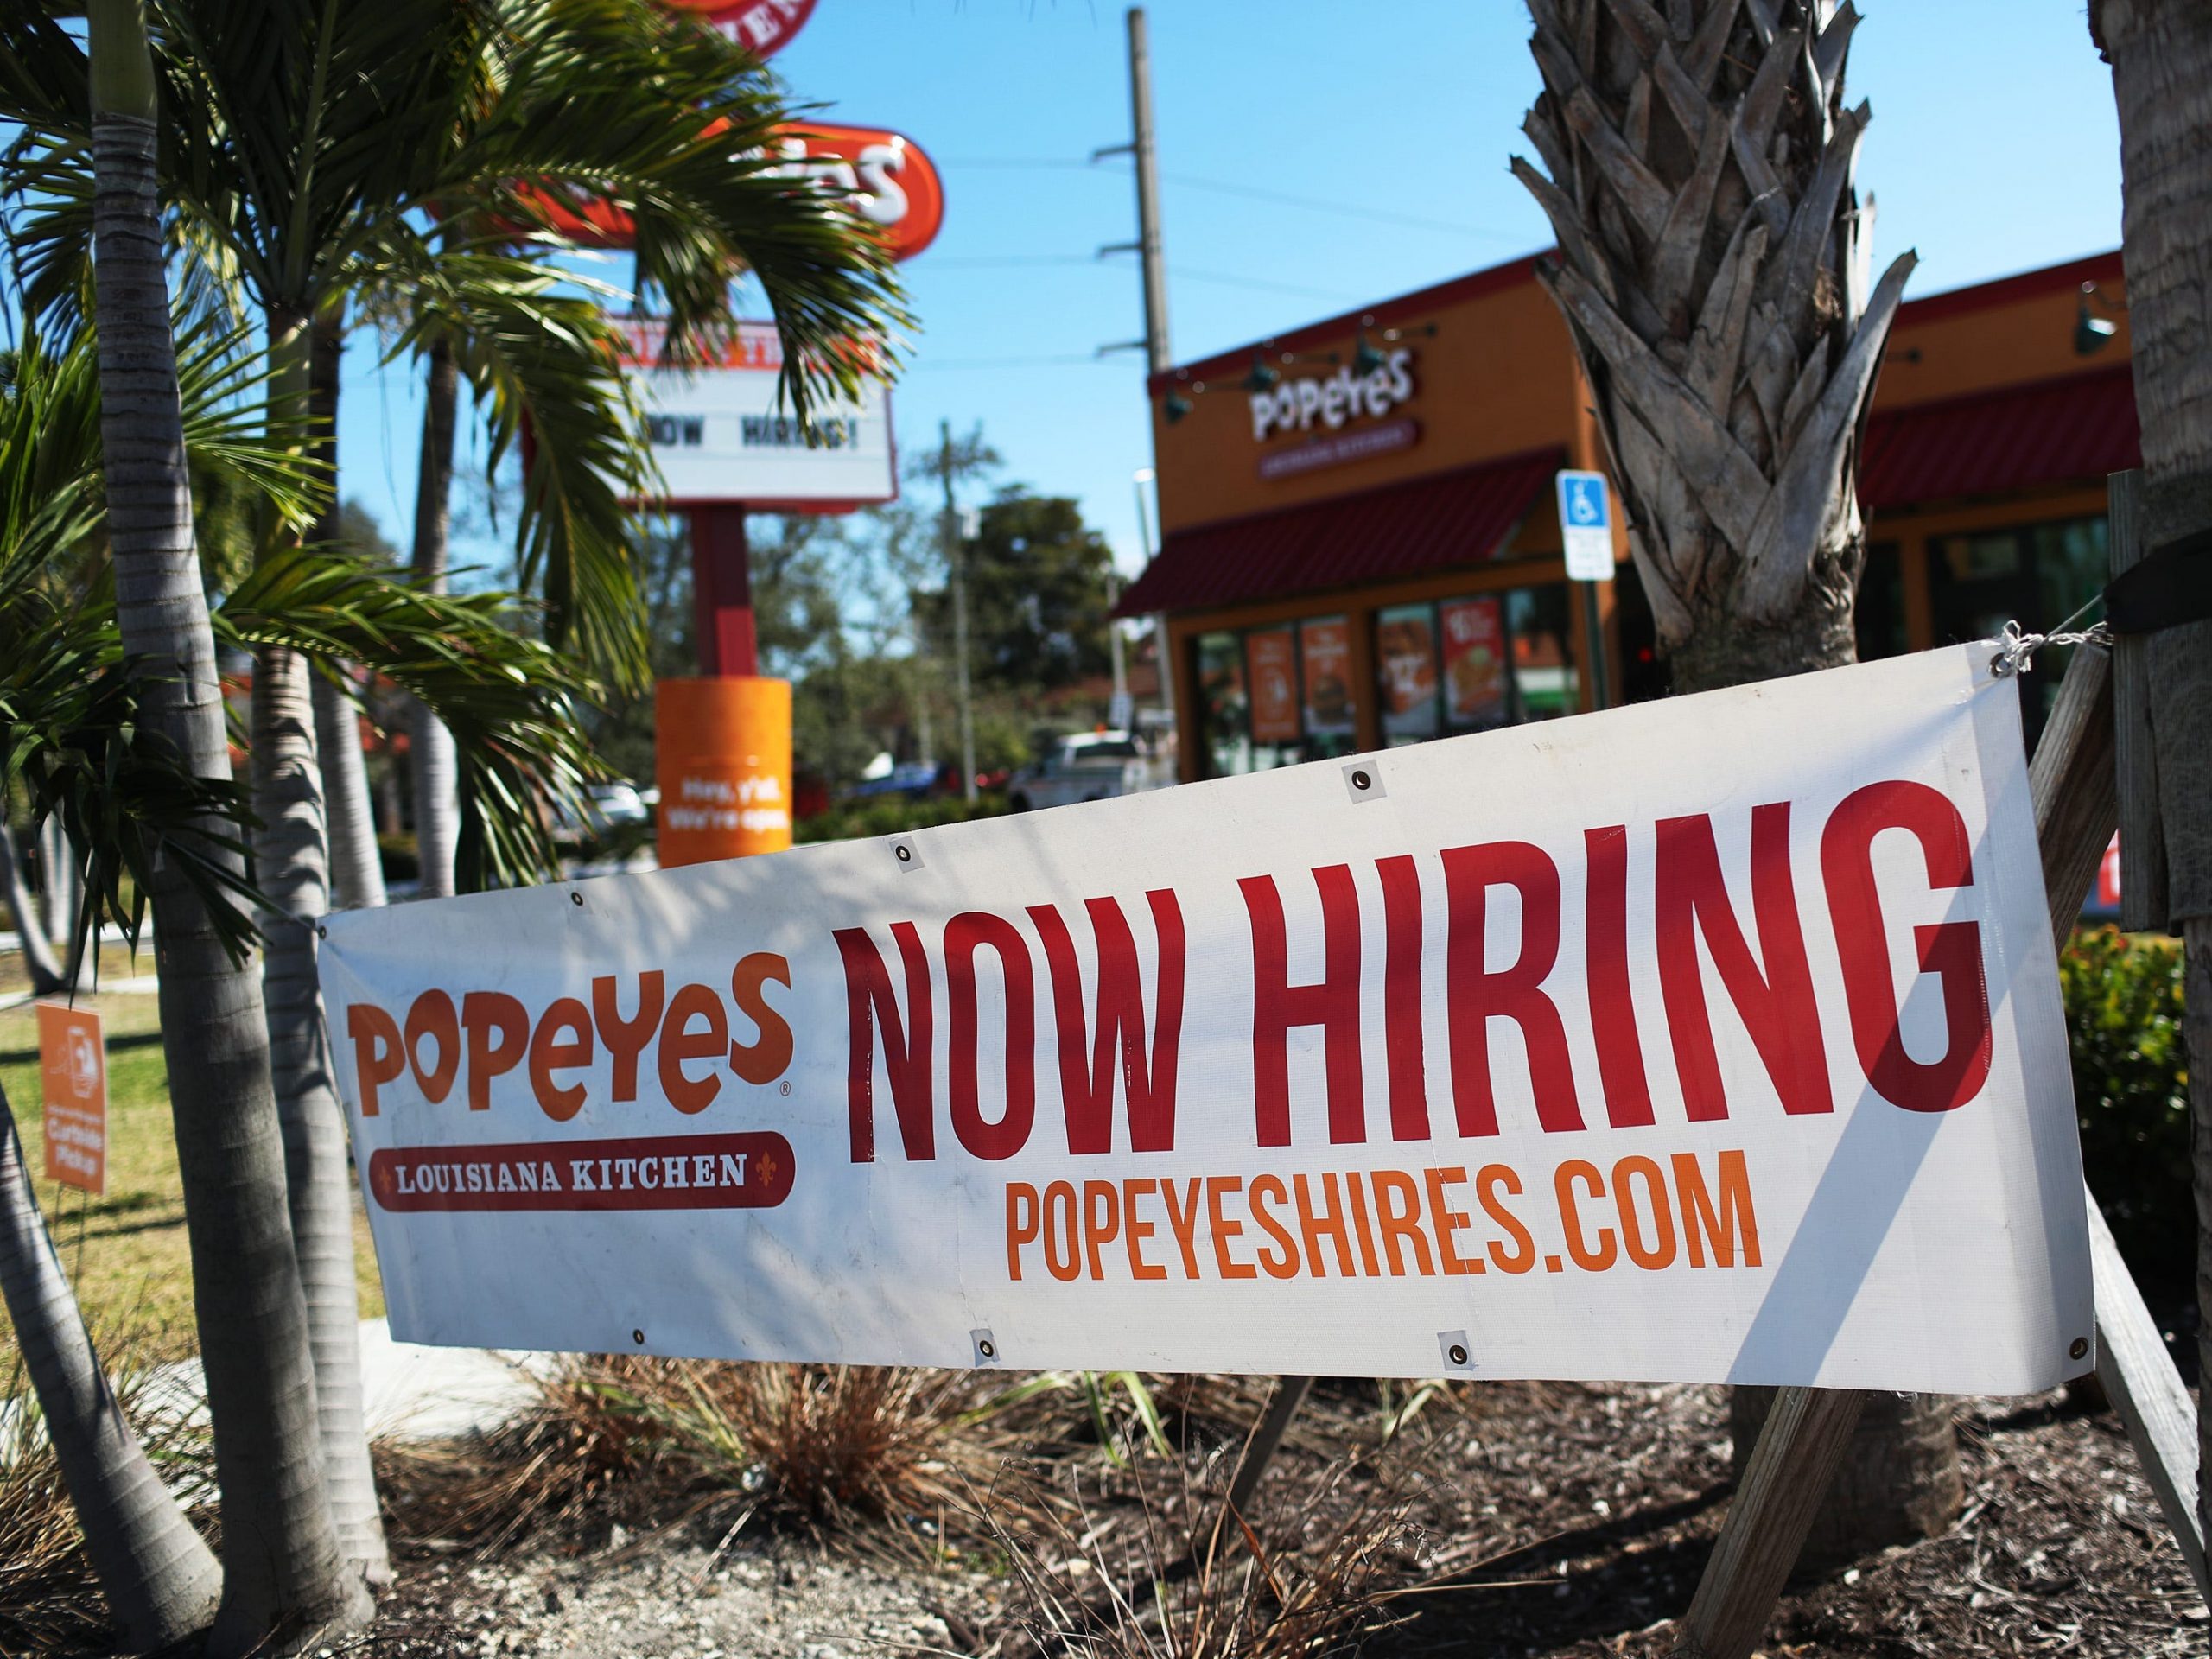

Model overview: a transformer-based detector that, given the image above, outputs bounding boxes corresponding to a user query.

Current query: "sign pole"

[1580,578,1611,713]
[690,503,759,679]
[1557,468,1617,713]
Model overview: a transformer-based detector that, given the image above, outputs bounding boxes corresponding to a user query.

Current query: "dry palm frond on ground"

[0,1346,214,1654]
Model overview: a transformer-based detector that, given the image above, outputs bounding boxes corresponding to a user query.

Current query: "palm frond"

[214,548,602,890]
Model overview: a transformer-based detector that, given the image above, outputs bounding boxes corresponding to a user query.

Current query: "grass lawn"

[1,977,385,1378]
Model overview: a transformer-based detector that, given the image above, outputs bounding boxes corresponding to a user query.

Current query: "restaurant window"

[1191,614,1362,779]
[1376,583,1580,747]
[1929,513,2107,747]
[1857,542,1908,660]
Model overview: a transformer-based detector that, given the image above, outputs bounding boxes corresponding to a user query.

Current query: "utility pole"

[1095,7,1171,372]
[940,418,977,804]
[1127,7,1170,374]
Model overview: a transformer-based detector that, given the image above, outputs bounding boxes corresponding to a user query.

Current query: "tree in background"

[1515,0,1951,1562]
[916,490,1117,697]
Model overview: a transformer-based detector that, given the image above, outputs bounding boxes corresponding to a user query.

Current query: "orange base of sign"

[655,677,794,868]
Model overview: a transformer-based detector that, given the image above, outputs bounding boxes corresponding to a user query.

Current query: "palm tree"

[76,2,371,1640]
[0,316,254,1649]
[7,0,904,1592]
[1515,0,1956,1560]
[406,338,461,899]
[2,297,607,1647]
[0,1084,223,1649]
[2089,0,2212,1561]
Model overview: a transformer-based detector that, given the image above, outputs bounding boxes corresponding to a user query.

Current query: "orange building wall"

[1149,258,1586,537]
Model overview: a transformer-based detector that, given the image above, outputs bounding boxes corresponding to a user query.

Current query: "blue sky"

[336,0,2124,585]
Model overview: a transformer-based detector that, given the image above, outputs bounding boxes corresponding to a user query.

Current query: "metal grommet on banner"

[2069,1336,2090,1361]
[570,891,586,907]
[1343,760,1385,803]
[970,1327,1000,1366]
[1438,1329,1473,1372]
[890,836,925,872]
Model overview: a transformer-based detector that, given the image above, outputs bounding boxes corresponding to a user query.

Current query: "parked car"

[552,779,648,843]
[1007,731,1161,812]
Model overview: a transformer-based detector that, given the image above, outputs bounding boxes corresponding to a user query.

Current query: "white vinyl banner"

[324,646,2092,1393]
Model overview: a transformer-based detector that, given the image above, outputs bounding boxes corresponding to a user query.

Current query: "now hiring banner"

[322,645,2092,1394]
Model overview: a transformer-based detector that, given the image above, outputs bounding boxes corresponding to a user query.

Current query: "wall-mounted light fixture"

[1158,339,1340,424]
[2075,281,2125,356]
[1352,315,1439,376]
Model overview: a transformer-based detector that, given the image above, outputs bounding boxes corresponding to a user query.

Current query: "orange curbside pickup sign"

[654,677,794,866]
[323,646,2093,1392]
[38,1002,106,1195]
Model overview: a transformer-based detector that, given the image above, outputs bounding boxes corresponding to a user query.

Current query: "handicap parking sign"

[1556,469,1615,581]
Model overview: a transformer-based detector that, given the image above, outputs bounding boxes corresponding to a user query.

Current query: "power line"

[926,255,1101,268]
[1158,171,1527,242]
[938,154,1527,243]
[1167,264,1358,302]
[906,353,1120,372]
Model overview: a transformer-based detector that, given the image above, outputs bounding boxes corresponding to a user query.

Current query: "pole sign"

[661,0,817,57]
[613,319,894,510]
[522,123,944,264]
[324,646,2091,1393]
[1557,469,1616,582]
[38,1002,106,1195]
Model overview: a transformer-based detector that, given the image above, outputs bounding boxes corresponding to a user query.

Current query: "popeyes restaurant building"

[1119,249,2140,781]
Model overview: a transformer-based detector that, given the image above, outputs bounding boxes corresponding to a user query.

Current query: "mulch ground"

[347,1365,2202,1659]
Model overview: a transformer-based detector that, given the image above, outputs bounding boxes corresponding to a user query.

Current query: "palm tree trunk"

[1518,0,1956,1559]
[86,3,368,1647]
[0,821,69,995]
[2094,0,2212,1566]
[409,337,461,899]
[259,304,390,1588]
[315,668,389,910]
[308,311,389,914]
[0,1077,222,1648]
[41,814,85,973]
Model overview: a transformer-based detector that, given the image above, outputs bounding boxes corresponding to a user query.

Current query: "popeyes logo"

[660,0,816,57]
[1250,348,1416,443]
[348,956,792,1122]
[518,122,944,263]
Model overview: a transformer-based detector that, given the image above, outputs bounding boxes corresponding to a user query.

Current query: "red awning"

[1859,365,2139,512]
[1118,446,1563,617]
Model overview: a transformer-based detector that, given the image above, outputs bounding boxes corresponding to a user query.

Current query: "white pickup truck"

[1007,732,1162,812]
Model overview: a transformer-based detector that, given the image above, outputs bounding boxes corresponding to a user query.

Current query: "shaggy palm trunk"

[0,1079,222,1648]
[86,2,368,1648]
[0,822,68,995]
[2094,0,2212,1566]
[408,339,461,899]
[1517,0,1957,1559]
[257,305,390,1588]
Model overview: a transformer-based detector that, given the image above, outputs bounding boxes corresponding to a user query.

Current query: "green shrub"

[796,793,1009,845]
[2062,926,2190,1290]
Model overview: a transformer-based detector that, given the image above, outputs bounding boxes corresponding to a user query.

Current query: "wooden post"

[1225,1375,1312,1517]
[2108,473,2168,931]
[1675,632,2207,1656]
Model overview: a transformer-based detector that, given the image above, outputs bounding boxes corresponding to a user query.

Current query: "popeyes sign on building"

[325,647,2091,1393]
[1250,347,1421,480]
